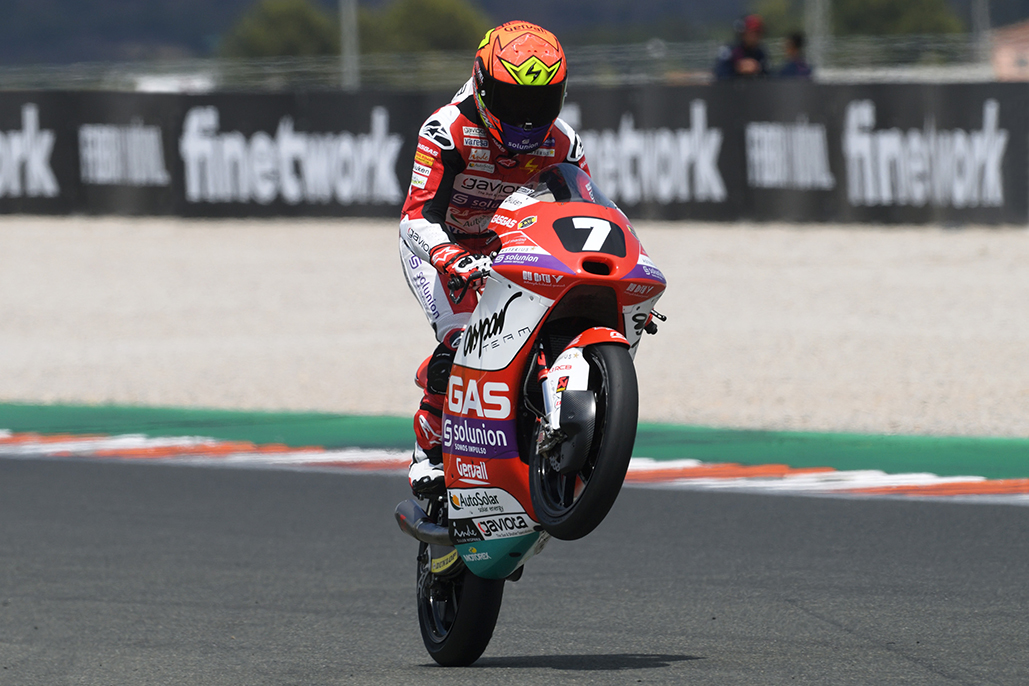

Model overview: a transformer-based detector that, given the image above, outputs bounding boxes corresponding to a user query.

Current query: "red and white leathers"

[399,77,590,485]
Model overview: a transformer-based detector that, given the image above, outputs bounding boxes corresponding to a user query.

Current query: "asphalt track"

[2,458,1028,685]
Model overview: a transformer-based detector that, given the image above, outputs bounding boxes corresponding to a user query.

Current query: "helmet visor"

[481,70,566,129]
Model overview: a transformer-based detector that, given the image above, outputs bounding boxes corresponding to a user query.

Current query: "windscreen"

[517,163,618,208]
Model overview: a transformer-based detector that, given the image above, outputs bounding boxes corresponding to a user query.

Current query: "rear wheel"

[416,541,505,666]
[529,343,638,540]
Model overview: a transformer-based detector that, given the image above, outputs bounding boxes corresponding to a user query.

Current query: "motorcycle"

[395,163,666,666]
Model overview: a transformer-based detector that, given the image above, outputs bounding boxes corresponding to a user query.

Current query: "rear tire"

[529,343,638,540]
[416,542,505,666]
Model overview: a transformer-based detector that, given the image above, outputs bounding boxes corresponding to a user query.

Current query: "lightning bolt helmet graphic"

[472,21,567,154]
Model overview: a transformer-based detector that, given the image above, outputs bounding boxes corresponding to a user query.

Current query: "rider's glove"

[429,243,491,291]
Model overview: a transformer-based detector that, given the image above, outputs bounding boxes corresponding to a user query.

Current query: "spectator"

[779,32,813,78]
[714,14,770,80]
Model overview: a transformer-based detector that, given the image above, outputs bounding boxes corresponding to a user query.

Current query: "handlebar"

[446,268,490,304]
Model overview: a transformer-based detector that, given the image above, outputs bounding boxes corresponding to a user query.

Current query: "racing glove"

[429,243,491,292]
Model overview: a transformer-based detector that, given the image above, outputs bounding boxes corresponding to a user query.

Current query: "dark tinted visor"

[482,70,566,128]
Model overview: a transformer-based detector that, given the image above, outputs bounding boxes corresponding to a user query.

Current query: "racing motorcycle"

[395,163,666,666]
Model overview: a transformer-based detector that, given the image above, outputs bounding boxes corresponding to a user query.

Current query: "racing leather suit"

[399,77,590,465]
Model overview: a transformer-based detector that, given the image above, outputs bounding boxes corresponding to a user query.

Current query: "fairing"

[443,163,665,579]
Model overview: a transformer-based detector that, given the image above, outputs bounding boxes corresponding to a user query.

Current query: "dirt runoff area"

[1,215,1027,438]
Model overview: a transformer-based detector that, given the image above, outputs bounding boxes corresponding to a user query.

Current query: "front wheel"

[416,542,505,666]
[529,343,639,541]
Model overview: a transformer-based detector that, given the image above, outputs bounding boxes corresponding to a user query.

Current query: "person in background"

[713,14,770,80]
[779,32,813,78]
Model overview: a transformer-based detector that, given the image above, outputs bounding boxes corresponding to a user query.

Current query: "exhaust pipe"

[394,499,453,546]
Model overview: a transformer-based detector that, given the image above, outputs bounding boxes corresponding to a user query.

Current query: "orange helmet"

[472,22,567,154]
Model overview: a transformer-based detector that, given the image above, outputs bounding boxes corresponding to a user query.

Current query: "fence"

[0,34,1001,93]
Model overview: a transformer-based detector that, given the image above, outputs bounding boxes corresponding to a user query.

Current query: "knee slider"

[426,342,455,396]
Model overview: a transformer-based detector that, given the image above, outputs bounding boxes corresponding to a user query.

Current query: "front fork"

[529,340,599,475]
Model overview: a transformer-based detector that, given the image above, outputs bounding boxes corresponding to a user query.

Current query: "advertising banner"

[0,83,1025,224]
[565,81,1028,224]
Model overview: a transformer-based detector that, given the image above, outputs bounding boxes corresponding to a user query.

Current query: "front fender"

[543,326,627,436]
[565,326,629,351]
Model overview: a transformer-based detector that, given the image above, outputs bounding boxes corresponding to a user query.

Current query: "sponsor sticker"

[463,126,488,137]
[455,457,489,482]
[417,142,439,157]
[444,417,517,458]
[521,270,564,287]
[411,173,428,189]
[467,162,495,173]
[518,216,538,230]
[464,137,489,148]
[500,254,538,265]
[475,513,533,540]
[458,176,521,198]
[503,233,533,246]
[430,549,459,574]
[414,151,435,167]
[450,518,485,544]
[448,487,525,516]
[470,148,490,161]
[413,162,433,177]
[530,147,556,157]
[626,283,656,296]
[460,294,525,360]
[491,215,517,229]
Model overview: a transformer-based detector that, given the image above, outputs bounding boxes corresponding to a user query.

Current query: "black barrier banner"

[0,83,1026,223]
[0,90,449,218]
[565,81,1028,224]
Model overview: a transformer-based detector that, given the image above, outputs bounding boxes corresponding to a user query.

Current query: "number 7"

[572,217,611,251]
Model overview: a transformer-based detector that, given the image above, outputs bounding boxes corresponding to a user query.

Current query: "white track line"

[3,431,1026,503]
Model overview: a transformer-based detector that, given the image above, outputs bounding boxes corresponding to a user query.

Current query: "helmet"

[472,21,567,154]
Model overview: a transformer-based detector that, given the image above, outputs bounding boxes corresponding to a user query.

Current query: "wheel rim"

[532,347,608,517]
[417,542,462,643]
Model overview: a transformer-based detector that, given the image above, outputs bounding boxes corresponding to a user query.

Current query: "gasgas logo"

[447,378,511,419]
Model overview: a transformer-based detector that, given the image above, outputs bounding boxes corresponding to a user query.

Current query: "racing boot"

[408,335,459,498]
[409,391,445,498]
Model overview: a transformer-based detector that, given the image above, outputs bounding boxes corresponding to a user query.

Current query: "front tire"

[416,542,505,666]
[529,343,638,540]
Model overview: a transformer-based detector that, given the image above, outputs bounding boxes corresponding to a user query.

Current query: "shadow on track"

[472,653,704,670]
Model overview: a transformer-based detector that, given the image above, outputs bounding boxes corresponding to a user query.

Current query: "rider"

[399,21,590,496]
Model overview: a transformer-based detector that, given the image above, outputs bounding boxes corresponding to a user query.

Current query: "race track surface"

[2,458,1027,685]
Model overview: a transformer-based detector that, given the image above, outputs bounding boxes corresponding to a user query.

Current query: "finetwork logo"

[179,106,403,205]
[843,99,1008,209]
[577,100,725,205]
[0,104,59,199]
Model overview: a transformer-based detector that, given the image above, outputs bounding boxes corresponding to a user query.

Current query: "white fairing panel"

[543,347,592,431]
[622,293,664,359]
[455,272,553,372]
